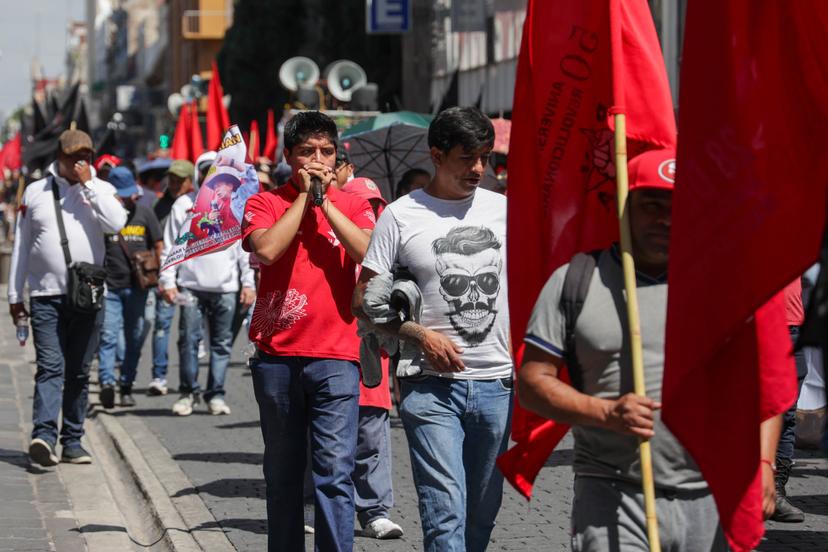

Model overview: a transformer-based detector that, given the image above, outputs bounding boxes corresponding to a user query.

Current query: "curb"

[90,398,236,552]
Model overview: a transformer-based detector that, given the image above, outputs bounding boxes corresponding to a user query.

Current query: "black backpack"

[559,251,601,391]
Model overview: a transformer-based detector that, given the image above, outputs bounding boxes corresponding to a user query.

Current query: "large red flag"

[189,101,204,161]
[662,2,828,550]
[263,109,278,161]
[206,61,231,150]
[171,103,192,161]
[499,0,675,498]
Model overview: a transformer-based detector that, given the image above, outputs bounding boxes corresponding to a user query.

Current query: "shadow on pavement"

[173,452,262,464]
[215,420,261,430]
[790,494,828,516]
[758,530,828,550]
[192,518,267,535]
[0,447,51,474]
[74,524,128,534]
[172,478,265,500]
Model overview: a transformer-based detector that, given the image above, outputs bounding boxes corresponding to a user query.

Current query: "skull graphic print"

[432,226,502,346]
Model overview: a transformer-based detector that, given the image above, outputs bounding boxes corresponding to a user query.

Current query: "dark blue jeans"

[150,290,175,380]
[778,326,808,462]
[99,287,148,387]
[30,295,104,447]
[250,353,360,552]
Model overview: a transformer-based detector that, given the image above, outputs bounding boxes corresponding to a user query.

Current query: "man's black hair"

[427,107,495,153]
[283,111,338,152]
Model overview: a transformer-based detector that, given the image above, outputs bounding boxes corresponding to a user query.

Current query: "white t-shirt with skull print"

[362,187,512,380]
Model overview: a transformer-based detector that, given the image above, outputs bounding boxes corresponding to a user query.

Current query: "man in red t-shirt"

[241,111,375,552]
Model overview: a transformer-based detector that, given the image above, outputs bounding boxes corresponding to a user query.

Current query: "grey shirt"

[525,247,706,491]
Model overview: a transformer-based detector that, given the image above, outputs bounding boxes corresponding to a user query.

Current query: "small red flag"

[171,103,191,162]
[663,2,828,550]
[263,109,278,162]
[2,132,22,171]
[189,101,204,162]
[248,119,261,162]
[206,61,231,150]
[500,0,675,498]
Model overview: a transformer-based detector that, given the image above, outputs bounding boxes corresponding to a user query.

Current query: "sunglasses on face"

[440,272,499,297]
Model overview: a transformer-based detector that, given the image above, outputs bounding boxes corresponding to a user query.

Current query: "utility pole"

[401,0,434,112]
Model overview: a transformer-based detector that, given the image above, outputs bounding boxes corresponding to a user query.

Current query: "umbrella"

[340,112,434,200]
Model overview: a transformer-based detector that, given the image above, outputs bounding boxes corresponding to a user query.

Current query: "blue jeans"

[151,290,175,380]
[400,375,513,552]
[177,289,235,401]
[99,287,148,387]
[250,353,360,552]
[30,296,104,447]
[354,406,394,527]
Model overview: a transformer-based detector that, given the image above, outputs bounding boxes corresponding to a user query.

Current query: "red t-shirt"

[783,279,804,326]
[241,184,375,360]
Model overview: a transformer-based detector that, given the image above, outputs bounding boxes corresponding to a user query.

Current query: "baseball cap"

[108,167,140,197]
[58,129,94,155]
[343,177,387,205]
[628,149,676,192]
[94,154,121,171]
[167,159,195,179]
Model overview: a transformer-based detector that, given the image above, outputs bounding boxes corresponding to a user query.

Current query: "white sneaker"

[172,394,195,416]
[198,341,207,360]
[208,397,231,415]
[362,518,403,539]
[147,378,168,396]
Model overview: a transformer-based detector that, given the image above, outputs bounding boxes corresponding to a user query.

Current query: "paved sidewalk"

[111,312,828,551]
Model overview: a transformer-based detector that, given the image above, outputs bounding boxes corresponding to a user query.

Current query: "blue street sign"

[366,0,411,34]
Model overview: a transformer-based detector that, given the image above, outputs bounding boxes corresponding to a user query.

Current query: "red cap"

[94,154,121,171]
[343,177,387,205]
[628,149,676,191]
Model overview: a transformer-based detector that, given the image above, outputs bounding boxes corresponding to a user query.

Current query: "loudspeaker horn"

[167,93,185,116]
[279,57,320,92]
[324,60,368,102]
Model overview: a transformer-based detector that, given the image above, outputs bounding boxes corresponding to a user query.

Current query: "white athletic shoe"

[208,397,231,415]
[172,394,195,416]
[362,518,403,539]
[147,378,168,396]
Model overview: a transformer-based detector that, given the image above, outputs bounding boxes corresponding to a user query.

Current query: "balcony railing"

[182,10,232,40]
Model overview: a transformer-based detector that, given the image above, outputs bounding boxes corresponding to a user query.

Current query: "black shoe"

[61,445,93,464]
[29,438,59,467]
[771,457,805,523]
[100,384,116,409]
[120,393,136,407]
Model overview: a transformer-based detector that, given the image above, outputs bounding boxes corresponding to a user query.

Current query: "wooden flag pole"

[614,112,661,552]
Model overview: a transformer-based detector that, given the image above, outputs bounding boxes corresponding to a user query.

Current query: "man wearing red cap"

[517,150,731,551]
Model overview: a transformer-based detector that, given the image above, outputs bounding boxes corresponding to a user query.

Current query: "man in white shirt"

[8,130,127,466]
[353,108,512,552]
[159,159,255,416]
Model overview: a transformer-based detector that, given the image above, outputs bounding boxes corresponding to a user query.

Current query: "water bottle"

[16,315,29,347]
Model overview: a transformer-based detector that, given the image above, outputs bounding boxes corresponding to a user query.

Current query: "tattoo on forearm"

[399,321,425,343]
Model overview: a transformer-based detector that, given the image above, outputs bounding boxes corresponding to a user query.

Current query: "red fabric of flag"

[206,61,231,150]
[662,2,828,550]
[249,119,261,162]
[171,103,191,162]
[2,133,22,171]
[264,109,278,162]
[499,0,675,498]
[189,101,204,162]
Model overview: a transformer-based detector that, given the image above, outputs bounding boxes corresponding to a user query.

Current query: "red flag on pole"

[248,119,261,162]
[206,61,231,150]
[2,133,22,171]
[498,0,675,498]
[662,2,828,550]
[189,101,204,162]
[171,103,191,161]
[263,109,278,162]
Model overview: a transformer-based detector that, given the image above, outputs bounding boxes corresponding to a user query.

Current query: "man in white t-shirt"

[353,107,512,552]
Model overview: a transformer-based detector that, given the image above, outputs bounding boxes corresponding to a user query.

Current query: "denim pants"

[30,295,104,447]
[151,289,176,380]
[99,287,148,387]
[778,325,808,462]
[353,406,394,527]
[250,353,360,552]
[400,375,513,552]
[177,289,235,401]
